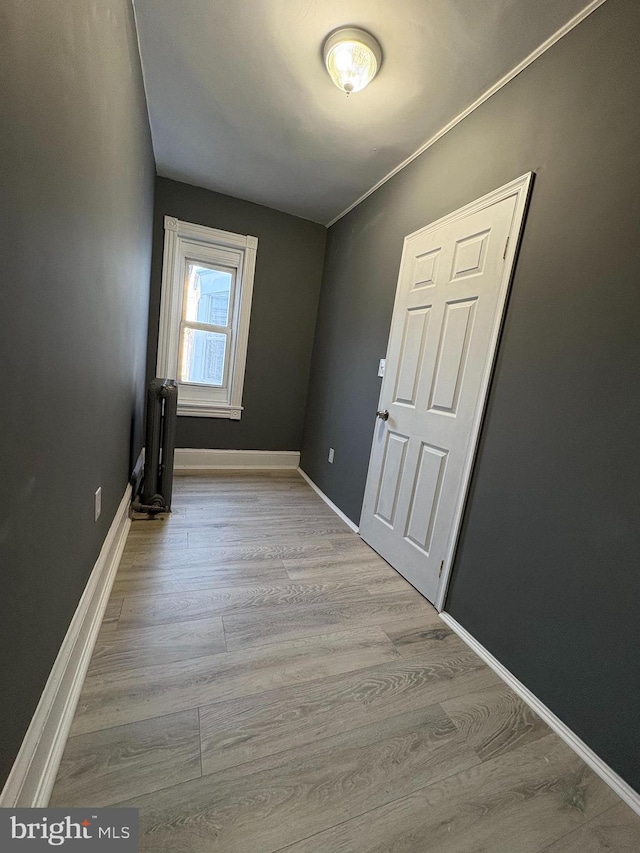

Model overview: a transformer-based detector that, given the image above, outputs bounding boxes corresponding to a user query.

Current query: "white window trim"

[157,216,258,419]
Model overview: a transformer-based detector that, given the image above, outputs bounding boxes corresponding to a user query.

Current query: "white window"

[156,216,258,418]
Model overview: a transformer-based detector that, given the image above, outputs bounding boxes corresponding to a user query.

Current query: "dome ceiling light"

[323,27,382,95]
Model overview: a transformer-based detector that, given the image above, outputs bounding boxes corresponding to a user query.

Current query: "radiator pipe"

[131,495,169,515]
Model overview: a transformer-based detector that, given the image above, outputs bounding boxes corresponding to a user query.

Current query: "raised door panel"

[404,443,448,555]
[428,298,478,415]
[374,432,409,527]
[394,307,432,407]
[450,229,491,281]
[412,248,441,289]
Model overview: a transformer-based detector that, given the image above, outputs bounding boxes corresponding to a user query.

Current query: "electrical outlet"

[328,448,335,464]
[378,358,386,378]
[94,487,102,521]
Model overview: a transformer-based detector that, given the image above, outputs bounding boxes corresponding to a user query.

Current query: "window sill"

[177,403,243,419]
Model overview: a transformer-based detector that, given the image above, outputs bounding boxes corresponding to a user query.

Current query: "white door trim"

[432,173,532,608]
[0,485,132,807]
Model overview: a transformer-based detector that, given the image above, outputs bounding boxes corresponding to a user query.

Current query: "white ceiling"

[133,0,592,225]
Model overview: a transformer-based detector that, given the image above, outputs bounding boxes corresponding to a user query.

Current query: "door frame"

[367,172,533,611]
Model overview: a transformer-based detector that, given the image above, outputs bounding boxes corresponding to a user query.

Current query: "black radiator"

[139,378,178,512]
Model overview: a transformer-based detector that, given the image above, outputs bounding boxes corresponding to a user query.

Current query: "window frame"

[157,216,258,419]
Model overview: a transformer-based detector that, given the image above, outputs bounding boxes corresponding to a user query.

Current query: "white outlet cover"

[94,487,102,521]
[378,359,386,378]
[328,448,335,463]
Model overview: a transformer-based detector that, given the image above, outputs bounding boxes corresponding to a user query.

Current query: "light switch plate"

[378,359,386,378]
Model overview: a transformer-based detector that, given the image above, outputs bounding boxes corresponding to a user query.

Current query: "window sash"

[181,319,230,335]
[181,259,236,330]
[179,324,231,389]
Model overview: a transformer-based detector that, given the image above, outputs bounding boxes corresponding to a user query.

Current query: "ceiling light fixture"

[323,27,382,95]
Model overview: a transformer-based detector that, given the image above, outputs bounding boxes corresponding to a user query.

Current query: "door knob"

[376,409,389,421]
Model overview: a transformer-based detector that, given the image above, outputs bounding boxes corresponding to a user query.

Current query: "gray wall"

[300,0,640,791]
[148,178,326,450]
[0,1,154,786]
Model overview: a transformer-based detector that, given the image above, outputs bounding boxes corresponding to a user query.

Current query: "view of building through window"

[181,264,233,386]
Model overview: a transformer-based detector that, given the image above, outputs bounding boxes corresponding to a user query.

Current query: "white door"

[360,174,532,608]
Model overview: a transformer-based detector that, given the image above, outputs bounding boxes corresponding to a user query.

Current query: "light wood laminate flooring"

[51,471,640,851]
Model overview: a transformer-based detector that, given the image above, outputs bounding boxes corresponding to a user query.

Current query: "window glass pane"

[185,264,232,327]
[181,328,227,386]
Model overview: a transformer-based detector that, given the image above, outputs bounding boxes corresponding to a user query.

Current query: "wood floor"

[51,471,640,851]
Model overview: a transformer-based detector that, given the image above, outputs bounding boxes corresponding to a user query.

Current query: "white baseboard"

[297,467,359,533]
[0,485,132,808]
[174,448,300,471]
[439,612,640,816]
